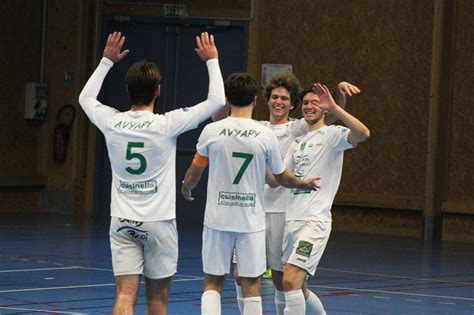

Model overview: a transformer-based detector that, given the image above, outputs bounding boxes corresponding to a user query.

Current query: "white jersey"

[258,118,307,213]
[79,57,225,222]
[284,125,356,222]
[197,117,285,233]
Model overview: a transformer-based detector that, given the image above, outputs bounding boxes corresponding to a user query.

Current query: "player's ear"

[155,84,161,97]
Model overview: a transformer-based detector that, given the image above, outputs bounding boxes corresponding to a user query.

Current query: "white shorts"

[202,226,266,278]
[109,217,178,279]
[282,220,331,276]
[265,212,285,271]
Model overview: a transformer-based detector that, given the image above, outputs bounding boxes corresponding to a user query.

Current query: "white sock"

[305,290,326,315]
[274,289,285,315]
[284,289,305,315]
[201,290,221,315]
[243,296,262,315]
[235,282,244,314]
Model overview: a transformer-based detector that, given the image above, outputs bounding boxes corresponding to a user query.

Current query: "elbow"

[215,94,226,109]
[78,91,89,108]
[274,177,289,188]
[355,126,370,143]
[267,180,279,188]
[78,93,85,106]
[362,127,371,141]
[207,94,226,110]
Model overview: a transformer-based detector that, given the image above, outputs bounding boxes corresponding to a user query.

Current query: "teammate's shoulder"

[256,119,270,127]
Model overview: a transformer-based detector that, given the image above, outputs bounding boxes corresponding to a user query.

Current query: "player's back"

[101,108,200,222]
[197,117,284,233]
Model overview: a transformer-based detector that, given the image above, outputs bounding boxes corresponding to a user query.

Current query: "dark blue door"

[93,17,249,228]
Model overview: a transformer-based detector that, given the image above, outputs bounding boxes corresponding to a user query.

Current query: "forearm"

[275,170,305,189]
[182,165,204,191]
[266,168,279,188]
[325,89,346,125]
[192,59,225,123]
[78,57,113,109]
[331,106,370,141]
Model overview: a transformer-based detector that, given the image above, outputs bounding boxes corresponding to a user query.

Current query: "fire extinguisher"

[53,105,75,162]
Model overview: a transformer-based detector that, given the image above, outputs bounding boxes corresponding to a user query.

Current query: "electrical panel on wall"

[24,82,47,120]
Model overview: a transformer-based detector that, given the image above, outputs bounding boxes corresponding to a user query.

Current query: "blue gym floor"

[0,215,473,314]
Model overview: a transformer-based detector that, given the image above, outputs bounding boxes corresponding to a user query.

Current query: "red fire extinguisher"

[53,105,75,162]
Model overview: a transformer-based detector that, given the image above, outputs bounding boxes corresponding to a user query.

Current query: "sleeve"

[196,125,210,157]
[329,125,357,151]
[284,140,297,172]
[164,59,225,137]
[266,133,286,175]
[288,118,308,137]
[193,153,209,168]
[78,57,118,130]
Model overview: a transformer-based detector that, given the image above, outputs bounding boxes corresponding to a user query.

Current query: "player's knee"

[115,292,137,306]
[282,274,298,292]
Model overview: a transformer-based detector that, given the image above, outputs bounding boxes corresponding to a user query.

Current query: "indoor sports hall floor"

[0,214,473,314]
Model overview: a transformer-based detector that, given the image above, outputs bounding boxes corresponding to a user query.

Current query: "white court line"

[310,284,474,302]
[76,266,113,272]
[319,267,474,285]
[0,276,203,293]
[0,306,86,314]
[0,266,80,273]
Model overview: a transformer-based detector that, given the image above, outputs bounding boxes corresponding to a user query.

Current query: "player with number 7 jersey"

[198,117,284,233]
[181,73,320,315]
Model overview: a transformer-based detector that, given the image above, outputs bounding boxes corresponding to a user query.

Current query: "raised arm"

[188,32,226,123]
[325,81,361,125]
[315,83,370,145]
[78,32,129,119]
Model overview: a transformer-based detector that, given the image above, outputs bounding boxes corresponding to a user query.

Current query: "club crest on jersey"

[300,141,307,152]
[296,240,313,257]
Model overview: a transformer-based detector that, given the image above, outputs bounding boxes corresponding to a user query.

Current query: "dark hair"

[125,60,161,105]
[300,85,319,102]
[263,72,301,106]
[224,73,258,107]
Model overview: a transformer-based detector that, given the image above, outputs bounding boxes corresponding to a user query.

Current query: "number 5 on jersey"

[126,142,147,175]
[232,152,253,184]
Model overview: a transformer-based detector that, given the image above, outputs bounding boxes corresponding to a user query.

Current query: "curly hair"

[262,72,302,106]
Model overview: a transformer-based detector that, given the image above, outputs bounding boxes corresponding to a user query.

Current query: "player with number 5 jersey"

[79,31,225,314]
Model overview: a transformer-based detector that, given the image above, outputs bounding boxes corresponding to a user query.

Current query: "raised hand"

[337,81,361,97]
[103,32,129,63]
[195,32,218,61]
[314,83,338,112]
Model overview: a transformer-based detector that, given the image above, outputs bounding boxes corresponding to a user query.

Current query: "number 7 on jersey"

[232,152,253,184]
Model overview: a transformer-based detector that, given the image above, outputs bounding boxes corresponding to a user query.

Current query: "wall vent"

[163,4,187,17]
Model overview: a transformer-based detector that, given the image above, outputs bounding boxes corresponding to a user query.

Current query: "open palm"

[103,31,129,63]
